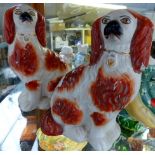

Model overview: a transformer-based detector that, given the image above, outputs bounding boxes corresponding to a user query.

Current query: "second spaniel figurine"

[3,5,69,112]
[41,9,153,150]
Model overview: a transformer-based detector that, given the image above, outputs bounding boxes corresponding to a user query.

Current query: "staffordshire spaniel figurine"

[3,4,69,112]
[40,9,153,150]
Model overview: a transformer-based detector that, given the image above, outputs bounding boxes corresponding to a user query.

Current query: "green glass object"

[117,110,144,138]
[140,65,155,114]
[112,135,131,151]
[115,110,145,151]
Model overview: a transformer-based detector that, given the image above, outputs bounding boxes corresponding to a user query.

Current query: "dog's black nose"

[104,20,122,39]
[20,12,33,22]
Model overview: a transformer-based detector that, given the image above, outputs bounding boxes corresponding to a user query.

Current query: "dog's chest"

[16,33,37,43]
[8,40,39,76]
[90,67,134,112]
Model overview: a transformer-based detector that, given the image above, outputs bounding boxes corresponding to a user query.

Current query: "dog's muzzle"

[104,20,122,39]
[20,12,33,22]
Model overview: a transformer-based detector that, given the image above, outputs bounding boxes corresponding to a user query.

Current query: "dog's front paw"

[63,125,87,142]
[89,137,113,151]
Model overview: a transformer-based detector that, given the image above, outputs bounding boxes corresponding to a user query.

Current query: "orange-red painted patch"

[151,98,155,107]
[52,98,83,125]
[4,6,16,44]
[90,68,134,112]
[25,80,40,91]
[40,109,63,136]
[91,112,108,126]
[45,50,67,72]
[9,41,39,76]
[58,65,85,92]
[47,76,62,92]
[35,12,47,47]
[89,17,104,66]
[129,10,153,73]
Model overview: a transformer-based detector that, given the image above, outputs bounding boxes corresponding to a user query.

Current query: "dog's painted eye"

[29,11,35,16]
[120,17,131,24]
[102,18,110,24]
[15,9,22,15]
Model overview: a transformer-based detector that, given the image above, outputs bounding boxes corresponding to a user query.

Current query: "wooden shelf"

[65,27,91,31]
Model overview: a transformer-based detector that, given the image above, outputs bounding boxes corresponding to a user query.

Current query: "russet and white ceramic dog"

[40,9,153,150]
[3,4,69,112]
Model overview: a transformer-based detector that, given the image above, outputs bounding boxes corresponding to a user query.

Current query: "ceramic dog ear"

[129,10,153,73]
[3,6,16,44]
[90,17,104,65]
[35,12,46,47]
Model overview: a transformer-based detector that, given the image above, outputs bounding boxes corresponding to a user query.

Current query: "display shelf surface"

[65,27,91,31]
[0,83,26,151]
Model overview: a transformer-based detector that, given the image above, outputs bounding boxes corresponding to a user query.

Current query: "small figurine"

[59,46,75,70]
[3,4,69,150]
[3,4,69,112]
[73,44,90,68]
[40,9,153,150]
